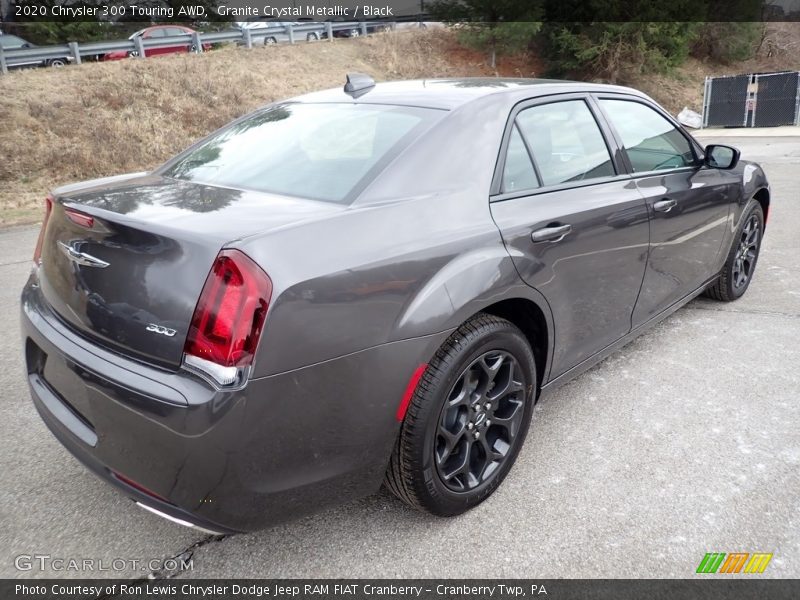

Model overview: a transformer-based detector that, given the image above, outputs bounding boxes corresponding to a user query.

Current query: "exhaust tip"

[134,502,226,535]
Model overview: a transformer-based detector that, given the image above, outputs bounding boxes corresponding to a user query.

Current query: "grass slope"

[2,26,798,227]
[0,30,491,226]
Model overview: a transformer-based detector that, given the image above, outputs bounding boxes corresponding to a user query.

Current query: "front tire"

[705,200,764,302]
[385,314,536,516]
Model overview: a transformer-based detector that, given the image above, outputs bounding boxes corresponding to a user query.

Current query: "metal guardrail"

[0,21,396,74]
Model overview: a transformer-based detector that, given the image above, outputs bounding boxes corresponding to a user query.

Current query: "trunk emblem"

[57,241,110,269]
[146,324,177,337]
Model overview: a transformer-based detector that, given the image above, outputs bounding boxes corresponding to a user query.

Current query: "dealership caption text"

[16,583,548,598]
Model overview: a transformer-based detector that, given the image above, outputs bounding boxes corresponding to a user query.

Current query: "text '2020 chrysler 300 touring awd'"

[21,75,770,533]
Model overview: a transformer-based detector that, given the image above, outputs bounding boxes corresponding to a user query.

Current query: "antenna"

[344,73,375,97]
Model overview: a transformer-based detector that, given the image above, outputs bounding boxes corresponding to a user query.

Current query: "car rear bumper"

[21,275,445,532]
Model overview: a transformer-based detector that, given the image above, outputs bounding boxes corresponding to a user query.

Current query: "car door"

[490,95,650,379]
[142,28,167,57]
[166,27,191,54]
[595,96,734,327]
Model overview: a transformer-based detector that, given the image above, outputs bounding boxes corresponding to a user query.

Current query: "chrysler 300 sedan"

[21,75,769,533]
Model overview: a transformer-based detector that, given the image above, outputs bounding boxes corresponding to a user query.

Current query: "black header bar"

[2,0,799,23]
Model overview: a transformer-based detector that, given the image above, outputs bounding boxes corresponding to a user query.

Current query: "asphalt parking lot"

[0,135,798,580]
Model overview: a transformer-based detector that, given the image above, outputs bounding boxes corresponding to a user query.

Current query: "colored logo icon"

[696,552,773,574]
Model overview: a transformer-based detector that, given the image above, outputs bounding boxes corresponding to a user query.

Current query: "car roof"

[0,34,27,47]
[144,25,192,31]
[291,78,644,110]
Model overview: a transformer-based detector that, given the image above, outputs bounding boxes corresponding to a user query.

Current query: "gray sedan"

[20,75,769,533]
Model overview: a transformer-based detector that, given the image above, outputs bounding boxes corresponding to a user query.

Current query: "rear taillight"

[183,249,272,386]
[64,208,94,229]
[32,195,53,267]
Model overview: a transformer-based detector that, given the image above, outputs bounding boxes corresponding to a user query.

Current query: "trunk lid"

[38,173,343,368]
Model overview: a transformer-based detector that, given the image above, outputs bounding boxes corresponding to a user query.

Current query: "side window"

[600,99,695,172]
[516,100,615,187]
[501,125,539,193]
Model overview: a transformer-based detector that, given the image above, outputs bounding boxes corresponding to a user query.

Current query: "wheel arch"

[407,294,554,404]
[478,298,550,394]
[390,246,555,390]
[753,187,770,226]
[739,160,770,228]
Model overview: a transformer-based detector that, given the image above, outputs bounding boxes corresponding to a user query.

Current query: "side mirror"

[704,144,740,170]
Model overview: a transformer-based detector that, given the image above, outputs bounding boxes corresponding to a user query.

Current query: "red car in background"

[104,25,210,61]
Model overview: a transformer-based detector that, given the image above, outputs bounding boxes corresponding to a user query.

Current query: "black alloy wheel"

[435,351,525,492]
[732,213,760,290]
[705,200,764,302]
[385,314,536,516]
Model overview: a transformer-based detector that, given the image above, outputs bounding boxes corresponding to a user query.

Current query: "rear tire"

[385,314,536,516]
[704,200,764,302]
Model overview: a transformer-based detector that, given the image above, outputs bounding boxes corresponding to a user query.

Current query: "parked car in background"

[103,26,209,61]
[295,18,324,41]
[322,19,389,38]
[234,19,324,43]
[0,33,72,68]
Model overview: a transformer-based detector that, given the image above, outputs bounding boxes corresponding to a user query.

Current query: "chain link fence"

[703,71,800,128]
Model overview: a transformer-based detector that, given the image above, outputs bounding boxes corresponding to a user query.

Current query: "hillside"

[1,26,798,227]
[636,23,800,116]
[1,30,494,226]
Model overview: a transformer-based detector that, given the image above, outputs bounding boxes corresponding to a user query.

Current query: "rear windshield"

[161,103,443,203]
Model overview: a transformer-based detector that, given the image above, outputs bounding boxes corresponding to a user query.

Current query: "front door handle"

[531,223,572,243]
[653,198,678,213]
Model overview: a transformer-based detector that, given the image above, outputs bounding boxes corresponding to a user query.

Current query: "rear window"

[161,103,443,203]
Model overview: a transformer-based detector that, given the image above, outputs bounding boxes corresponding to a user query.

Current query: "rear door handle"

[531,223,572,243]
[653,198,678,213]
